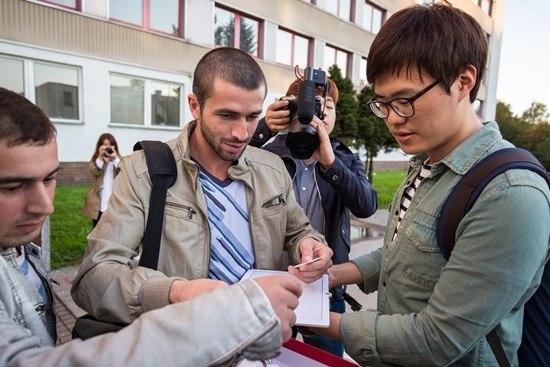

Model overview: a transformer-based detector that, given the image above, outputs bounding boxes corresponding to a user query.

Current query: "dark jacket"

[251,119,378,298]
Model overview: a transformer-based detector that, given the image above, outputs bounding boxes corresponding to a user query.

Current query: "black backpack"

[436,148,550,367]
[72,141,176,339]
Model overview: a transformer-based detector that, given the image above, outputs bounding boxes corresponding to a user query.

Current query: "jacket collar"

[411,121,506,176]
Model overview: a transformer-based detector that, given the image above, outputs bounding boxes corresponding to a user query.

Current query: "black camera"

[105,147,114,154]
[280,67,327,160]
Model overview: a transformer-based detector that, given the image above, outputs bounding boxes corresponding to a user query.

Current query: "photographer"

[81,133,120,227]
[250,76,378,357]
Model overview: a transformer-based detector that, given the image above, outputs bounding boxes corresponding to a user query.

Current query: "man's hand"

[254,275,302,342]
[287,238,333,283]
[265,100,292,133]
[169,279,228,304]
[309,115,335,169]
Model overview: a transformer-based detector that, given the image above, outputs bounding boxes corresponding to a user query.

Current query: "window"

[276,29,310,68]
[363,1,385,34]
[214,6,260,57]
[110,74,182,127]
[151,81,180,127]
[360,58,368,85]
[0,56,81,122]
[0,56,24,95]
[34,62,80,120]
[40,0,80,10]
[326,0,352,21]
[110,0,182,36]
[324,45,349,77]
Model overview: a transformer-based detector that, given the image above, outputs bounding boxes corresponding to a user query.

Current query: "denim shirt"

[341,122,550,366]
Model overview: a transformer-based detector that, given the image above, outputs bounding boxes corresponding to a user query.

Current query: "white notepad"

[240,269,330,328]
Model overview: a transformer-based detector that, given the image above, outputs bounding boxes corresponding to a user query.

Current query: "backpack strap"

[133,141,177,270]
[436,147,549,367]
[437,148,548,260]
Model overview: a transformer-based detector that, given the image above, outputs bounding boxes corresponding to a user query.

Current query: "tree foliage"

[327,65,398,182]
[356,84,398,181]
[496,100,550,171]
[328,65,358,143]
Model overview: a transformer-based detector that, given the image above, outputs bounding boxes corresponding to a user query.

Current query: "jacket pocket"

[165,202,197,219]
[401,219,446,290]
[261,193,287,209]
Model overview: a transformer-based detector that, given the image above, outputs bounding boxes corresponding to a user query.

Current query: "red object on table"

[282,338,359,367]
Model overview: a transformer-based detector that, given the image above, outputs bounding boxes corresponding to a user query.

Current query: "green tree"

[327,65,358,144]
[497,100,550,171]
[356,84,398,181]
[496,101,524,147]
[521,102,549,125]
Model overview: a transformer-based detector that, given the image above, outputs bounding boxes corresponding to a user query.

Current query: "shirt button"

[301,187,306,191]
[383,281,387,287]
[332,175,338,180]
[259,133,264,139]
[305,167,308,171]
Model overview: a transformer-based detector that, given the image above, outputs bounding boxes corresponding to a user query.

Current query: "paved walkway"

[47,209,389,346]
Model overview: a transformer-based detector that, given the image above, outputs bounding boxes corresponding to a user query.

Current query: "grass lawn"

[50,185,91,269]
[371,169,406,209]
[49,170,406,269]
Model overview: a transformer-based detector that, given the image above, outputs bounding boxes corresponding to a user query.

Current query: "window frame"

[275,28,311,68]
[0,55,83,124]
[39,0,81,11]
[360,57,368,86]
[214,5,263,58]
[326,0,352,21]
[363,1,386,34]
[324,44,351,78]
[109,0,184,38]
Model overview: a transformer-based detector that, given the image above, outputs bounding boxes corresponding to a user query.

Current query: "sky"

[496,0,550,116]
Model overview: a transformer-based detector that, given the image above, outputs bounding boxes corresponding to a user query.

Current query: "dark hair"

[366,4,488,103]
[285,77,339,104]
[193,47,267,107]
[0,87,56,146]
[91,133,119,161]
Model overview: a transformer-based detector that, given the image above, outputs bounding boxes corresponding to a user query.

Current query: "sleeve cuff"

[139,276,183,312]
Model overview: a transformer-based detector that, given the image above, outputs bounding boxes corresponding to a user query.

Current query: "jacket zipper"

[165,202,197,219]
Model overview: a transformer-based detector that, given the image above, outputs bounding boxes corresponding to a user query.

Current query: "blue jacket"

[251,119,378,298]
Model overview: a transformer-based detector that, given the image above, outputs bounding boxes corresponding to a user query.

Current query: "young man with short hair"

[310,4,550,366]
[72,47,333,324]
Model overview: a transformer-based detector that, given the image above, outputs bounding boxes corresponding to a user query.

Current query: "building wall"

[0,0,505,164]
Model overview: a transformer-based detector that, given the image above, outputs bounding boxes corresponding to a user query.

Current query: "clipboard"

[240,269,330,327]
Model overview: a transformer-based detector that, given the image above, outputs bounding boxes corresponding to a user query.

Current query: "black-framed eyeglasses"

[367,80,440,119]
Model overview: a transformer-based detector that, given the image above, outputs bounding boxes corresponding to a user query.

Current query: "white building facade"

[0,0,505,183]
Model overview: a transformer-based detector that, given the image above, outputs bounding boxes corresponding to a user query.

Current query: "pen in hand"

[293,257,322,269]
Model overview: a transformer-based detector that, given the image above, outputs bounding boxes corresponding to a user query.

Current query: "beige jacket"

[72,121,325,323]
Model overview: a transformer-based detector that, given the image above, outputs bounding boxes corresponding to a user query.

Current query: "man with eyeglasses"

[304,4,550,366]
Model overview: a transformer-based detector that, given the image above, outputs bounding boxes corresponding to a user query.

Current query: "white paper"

[240,269,330,327]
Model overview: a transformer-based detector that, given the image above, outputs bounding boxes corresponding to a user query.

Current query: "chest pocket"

[402,218,446,290]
